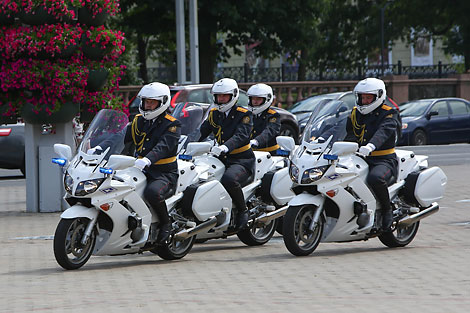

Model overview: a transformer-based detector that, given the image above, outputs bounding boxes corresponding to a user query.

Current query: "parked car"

[128,84,300,143]
[397,97,470,145]
[288,91,398,134]
[0,123,25,175]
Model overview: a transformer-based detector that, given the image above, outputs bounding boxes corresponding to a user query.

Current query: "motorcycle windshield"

[171,102,205,142]
[80,109,129,159]
[301,100,349,146]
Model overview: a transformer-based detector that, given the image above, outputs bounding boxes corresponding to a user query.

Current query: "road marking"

[11,235,54,240]
[450,222,470,226]
[456,199,470,202]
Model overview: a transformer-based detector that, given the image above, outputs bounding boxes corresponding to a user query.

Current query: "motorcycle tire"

[152,236,196,260]
[283,205,323,256]
[379,221,420,248]
[276,216,284,235]
[237,219,277,246]
[53,218,96,270]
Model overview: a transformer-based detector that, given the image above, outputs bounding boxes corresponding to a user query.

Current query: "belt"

[229,144,251,155]
[370,148,395,156]
[154,156,177,164]
[255,144,280,152]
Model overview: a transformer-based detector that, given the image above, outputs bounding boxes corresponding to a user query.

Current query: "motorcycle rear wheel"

[379,221,420,248]
[152,235,195,260]
[237,218,277,246]
[283,205,323,256]
[53,218,96,270]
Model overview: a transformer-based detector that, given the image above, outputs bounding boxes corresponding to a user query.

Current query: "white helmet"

[211,78,239,113]
[354,78,386,115]
[247,83,274,115]
[137,82,171,120]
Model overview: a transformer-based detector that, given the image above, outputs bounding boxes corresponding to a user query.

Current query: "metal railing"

[145,60,460,84]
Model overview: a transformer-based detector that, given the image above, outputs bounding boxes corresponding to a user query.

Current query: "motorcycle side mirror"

[336,106,348,118]
[186,142,212,156]
[277,136,295,152]
[107,155,135,171]
[54,143,72,161]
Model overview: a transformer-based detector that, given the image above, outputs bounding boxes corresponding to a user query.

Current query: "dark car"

[0,123,25,175]
[128,84,300,143]
[398,97,470,145]
[289,91,398,134]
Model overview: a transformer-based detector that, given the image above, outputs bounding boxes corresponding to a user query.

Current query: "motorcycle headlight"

[64,173,74,194]
[289,163,299,182]
[301,165,329,184]
[75,178,105,197]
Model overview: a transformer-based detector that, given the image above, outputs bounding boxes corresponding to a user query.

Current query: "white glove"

[250,139,259,148]
[358,143,376,157]
[134,157,151,170]
[210,145,229,157]
[86,145,102,155]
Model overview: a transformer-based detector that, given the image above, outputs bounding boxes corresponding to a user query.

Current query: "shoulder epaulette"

[164,114,177,122]
[237,107,248,113]
[381,104,392,111]
[267,109,277,114]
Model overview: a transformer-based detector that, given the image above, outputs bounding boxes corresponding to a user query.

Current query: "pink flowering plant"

[0,0,77,20]
[0,0,126,120]
[83,25,125,61]
[72,0,120,17]
[0,0,21,17]
[24,0,77,20]
[0,24,83,59]
[0,55,88,116]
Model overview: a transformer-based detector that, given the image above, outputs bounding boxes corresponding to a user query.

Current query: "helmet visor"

[140,98,162,111]
[248,96,267,107]
[355,92,378,106]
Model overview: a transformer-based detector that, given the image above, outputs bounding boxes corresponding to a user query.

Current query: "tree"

[387,0,470,70]
[117,0,176,84]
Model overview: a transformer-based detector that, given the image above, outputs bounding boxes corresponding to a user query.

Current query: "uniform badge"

[385,114,393,118]
[168,126,177,133]
[242,116,250,124]
[269,117,277,123]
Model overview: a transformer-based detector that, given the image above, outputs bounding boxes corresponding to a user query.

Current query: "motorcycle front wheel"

[379,221,420,248]
[53,218,96,270]
[237,218,277,246]
[152,235,195,260]
[283,205,323,256]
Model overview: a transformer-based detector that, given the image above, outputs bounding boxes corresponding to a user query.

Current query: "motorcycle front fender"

[288,192,324,208]
[60,205,99,220]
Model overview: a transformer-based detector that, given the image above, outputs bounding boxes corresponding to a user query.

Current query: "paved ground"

[0,165,468,313]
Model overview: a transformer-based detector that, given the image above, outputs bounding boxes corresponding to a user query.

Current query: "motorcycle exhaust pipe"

[255,205,288,224]
[398,202,439,227]
[173,210,227,240]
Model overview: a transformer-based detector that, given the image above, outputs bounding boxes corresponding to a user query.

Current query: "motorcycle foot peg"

[186,221,196,228]
[265,205,276,212]
[128,215,142,230]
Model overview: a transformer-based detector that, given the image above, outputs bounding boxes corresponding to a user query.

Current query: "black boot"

[236,210,249,230]
[382,209,393,232]
[154,200,171,243]
[228,186,249,230]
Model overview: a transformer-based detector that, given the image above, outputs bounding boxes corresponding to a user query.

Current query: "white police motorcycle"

[277,102,447,256]
[52,109,201,270]
[174,140,294,246]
